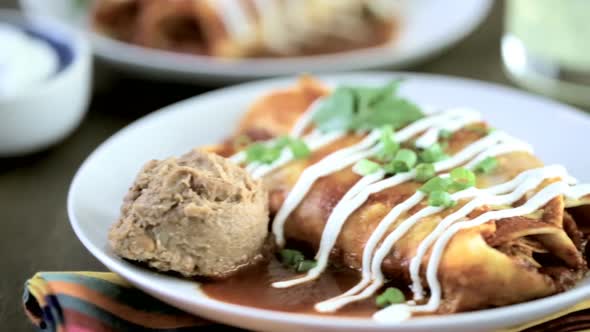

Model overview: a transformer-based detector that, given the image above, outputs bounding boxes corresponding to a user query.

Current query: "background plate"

[20,0,492,83]
[68,72,590,332]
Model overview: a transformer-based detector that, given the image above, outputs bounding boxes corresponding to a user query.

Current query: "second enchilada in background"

[92,0,403,58]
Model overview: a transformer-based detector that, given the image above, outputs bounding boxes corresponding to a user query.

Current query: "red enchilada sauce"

[201,259,380,317]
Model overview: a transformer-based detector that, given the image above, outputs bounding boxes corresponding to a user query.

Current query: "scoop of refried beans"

[109,149,269,279]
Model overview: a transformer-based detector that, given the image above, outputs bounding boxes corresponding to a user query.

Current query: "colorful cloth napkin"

[24,272,590,332]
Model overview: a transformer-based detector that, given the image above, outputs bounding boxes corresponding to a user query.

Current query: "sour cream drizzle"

[271,110,481,287]
[271,108,482,249]
[407,165,573,301]
[271,130,383,247]
[290,98,325,138]
[316,163,564,313]
[374,179,590,323]
[274,130,532,289]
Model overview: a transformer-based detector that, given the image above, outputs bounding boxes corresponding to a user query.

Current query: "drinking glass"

[502,0,590,107]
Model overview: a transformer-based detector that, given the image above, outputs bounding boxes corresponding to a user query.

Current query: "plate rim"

[68,71,590,330]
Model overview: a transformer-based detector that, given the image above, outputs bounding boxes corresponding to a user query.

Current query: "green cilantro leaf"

[353,97,423,131]
[312,87,355,132]
[353,80,401,113]
[246,143,282,164]
[312,80,424,133]
[288,138,311,159]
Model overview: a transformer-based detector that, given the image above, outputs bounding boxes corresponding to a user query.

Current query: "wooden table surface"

[0,1,522,331]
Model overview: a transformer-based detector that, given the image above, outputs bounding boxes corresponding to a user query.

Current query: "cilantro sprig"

[312,80,424,132]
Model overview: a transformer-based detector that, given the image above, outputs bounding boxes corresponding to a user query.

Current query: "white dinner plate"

[20,0,491,83]
[68,72,590,332]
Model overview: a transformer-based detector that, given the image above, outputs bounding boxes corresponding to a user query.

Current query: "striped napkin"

[23,272,590,332]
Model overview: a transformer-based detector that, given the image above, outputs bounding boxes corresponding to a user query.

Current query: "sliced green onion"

[415,163,436,182]
[353,159,382,176]
[245,143,266,162]
[246,143,281,164]
[388,149,417,173]
[450,167,476,190]
[279,249,305,267]
[439,129,453,139]
[473,156,498,174]
[428,190,456,208]
[245,136,312,164]
[263,148,282,164]
[296,260,317,273]
[288,139,311,159]
[274,136,292,149]
[376,287,406,308]
[419,176,452,194]
[419,143,448,163]
[378,125,400,161]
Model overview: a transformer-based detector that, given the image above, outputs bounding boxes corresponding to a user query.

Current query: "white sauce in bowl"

[0,23,59,99]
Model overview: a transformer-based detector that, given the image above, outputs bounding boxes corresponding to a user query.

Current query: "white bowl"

[0,9,91,157]
[68,72,590,332]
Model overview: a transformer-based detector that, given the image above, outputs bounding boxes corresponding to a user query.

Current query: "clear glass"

[502,0,590,107]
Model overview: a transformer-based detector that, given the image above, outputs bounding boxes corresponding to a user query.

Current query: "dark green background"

[0,1,517,330]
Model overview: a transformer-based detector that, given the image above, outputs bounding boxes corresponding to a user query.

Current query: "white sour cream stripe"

[271,108,482,249]
[313,190,426,311]
[407,165,571,301]
[374,180,590,323]
[272,109,484,288]
[272,130,383,247]
[325,166,580,317]
[289,98,325,138]
[315,133,534,312]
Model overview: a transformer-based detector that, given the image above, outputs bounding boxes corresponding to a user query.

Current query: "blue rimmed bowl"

[0,9,91,156]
